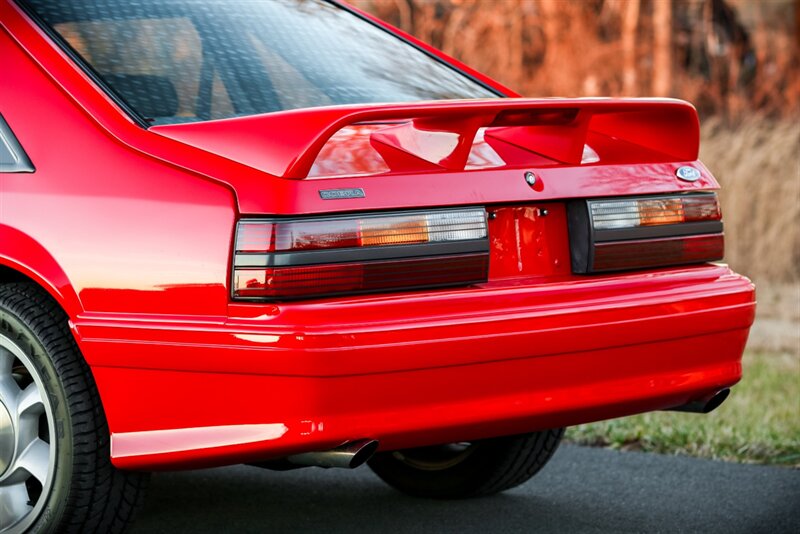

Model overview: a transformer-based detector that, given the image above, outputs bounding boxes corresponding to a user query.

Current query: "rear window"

[23,0,498,125]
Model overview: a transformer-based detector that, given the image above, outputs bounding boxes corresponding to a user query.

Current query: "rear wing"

[152,98,700,179]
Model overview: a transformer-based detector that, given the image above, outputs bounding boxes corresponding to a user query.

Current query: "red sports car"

[0,0,754,532]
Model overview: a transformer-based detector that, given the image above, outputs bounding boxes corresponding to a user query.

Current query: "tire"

[368,429,564,499]
[0,283,148,533]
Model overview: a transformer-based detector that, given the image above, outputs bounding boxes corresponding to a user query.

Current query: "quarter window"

[0,114,34,173]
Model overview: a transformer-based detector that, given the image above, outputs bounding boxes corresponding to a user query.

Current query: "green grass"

[566,350,800,466]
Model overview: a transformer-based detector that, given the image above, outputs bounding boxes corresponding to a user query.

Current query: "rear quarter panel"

[0,22,236,317]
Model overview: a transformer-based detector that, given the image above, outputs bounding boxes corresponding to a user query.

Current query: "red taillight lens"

[593,234,724,271]
[235,254,488,299]
[569,193,724,273]
[233,208,489,301]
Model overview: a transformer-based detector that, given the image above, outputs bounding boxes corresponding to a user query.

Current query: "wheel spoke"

[16,383,44,419]
[0,346,14,375]
[13,383,46,456]
[0,483,32,530]
[14,438,50,485]
[0,376,21,410]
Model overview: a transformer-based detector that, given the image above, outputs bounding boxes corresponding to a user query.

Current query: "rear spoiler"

[152,98,700,179]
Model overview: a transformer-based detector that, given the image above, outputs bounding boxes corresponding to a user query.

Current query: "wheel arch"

[0,225,83,320]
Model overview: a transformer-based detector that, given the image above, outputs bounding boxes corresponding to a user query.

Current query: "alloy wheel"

[391,442,478,471]
[0,334,56,533]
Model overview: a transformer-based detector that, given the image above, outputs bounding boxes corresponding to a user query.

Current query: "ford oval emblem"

[676,166,702,182]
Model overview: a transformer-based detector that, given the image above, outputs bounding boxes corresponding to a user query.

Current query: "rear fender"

[0,224,83,318]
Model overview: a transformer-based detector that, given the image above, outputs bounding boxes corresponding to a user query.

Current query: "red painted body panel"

[150,97,700,178]
[0,0,755,471]
[486,204,572,279]
[101,328,749,470]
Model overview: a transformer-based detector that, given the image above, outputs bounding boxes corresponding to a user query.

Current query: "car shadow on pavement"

[133,466,587,533]
[132,445,800,534]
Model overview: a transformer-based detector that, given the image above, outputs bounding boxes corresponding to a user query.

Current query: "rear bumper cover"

[75,264,755,470]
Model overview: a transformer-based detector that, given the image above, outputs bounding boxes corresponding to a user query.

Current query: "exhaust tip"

[286,439,379,469]
[668,388,731,414]
[700,388,730,414]
[347,439,380,469]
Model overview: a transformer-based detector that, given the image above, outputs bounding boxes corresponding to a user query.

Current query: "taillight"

[233,208,489,301]
[568,193,723,273]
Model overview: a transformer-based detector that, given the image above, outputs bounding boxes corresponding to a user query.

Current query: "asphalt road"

[131,445,799,533]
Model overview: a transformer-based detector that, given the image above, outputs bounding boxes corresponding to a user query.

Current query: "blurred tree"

[622,0,641,95]
[351,0,798,119]
[653,0,673,96]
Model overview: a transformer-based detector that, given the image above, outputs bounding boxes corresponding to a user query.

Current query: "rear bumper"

[76,264,755,470]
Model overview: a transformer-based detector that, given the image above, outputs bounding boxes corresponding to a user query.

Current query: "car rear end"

[91,96,754,470]
[0,0,755,533]
[2,0,755,525]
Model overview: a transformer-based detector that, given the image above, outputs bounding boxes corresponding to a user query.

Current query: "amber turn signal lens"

[359,217,429,247]
[638,198,685,226]
[590,194,720,230]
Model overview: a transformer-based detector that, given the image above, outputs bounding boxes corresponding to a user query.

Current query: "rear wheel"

[0,283,147,533]
[368,429,564,499]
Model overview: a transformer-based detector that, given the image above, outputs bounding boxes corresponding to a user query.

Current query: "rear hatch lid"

[150,98,717,215]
